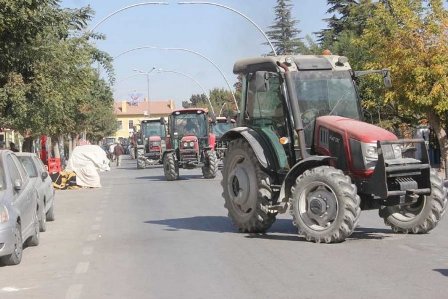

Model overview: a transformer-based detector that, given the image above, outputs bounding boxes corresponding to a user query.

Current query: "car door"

[6,154,33,234]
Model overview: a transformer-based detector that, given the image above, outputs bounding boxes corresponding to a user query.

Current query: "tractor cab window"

[142,122,166,138]
[246,72,286,136]
[174,113,207,137]
[292,70,360,148]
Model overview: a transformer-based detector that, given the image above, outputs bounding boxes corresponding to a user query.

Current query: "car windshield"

[142,122,165,138]
[213,122,234,138]
[292,70,360,120]
[17,156,38,178]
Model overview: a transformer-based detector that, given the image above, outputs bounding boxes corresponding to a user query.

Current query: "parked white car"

[16,153,55,232]
[0,150,40,266]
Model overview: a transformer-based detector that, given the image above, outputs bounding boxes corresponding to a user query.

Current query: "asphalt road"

[1,156,447,299]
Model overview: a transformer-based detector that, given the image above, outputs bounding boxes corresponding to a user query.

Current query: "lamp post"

[88,2,169,33]
[114,45,239,112]
[177,1,277,56]
[156,68,216,116]
[133,67,156,117]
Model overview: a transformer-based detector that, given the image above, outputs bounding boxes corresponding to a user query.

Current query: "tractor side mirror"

[254,71,269,92]
[383,69,392,88]
[210,113,217,124]
[160,117,166,125]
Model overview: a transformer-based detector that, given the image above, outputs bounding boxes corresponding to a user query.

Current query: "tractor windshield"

[213,122,234,138]
[174,113,207,137]
[142,122,166,138]
[292,70,360,120]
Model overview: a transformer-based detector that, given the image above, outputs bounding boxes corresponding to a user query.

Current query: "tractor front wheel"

[221,138,276,233]
[163,153,179,181]
[380,169,447,233]
[290,166,361,243]
[202,150,218,179]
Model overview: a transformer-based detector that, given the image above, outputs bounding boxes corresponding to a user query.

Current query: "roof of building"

[114,100,175,116]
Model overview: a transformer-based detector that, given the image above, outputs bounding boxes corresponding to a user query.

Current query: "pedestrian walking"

[113,142,124,166]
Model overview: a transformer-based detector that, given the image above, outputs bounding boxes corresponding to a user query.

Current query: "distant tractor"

[135,118,166,169]
[221,54,447,243]
[162,108,218,180]
[212,116,235,159]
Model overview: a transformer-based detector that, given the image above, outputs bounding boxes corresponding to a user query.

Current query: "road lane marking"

[66,284,83,299]
[91,224,101,231]
[82,246,94,255]
[75,262,90,274]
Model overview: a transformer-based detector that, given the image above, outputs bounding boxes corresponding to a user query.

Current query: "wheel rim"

[297,181,339,231]
[227,154,253,215]
[391,196,425,222]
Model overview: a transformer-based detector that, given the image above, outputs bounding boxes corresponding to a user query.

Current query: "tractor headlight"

[0,205,9,223]
[392,144,402,158]
[189,141,194,147]
[361,142,378,169]
[183,142,188,148]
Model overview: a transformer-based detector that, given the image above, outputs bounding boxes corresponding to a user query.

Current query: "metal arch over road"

[177,1,277,56]
[157,68,216,116]
[88,2,169,33]
[114,46,239,112]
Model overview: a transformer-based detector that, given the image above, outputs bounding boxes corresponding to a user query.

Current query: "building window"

[129,120,134,130]
[117,120,123,130]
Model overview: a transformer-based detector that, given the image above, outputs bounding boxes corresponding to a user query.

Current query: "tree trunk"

[427,111,447,178]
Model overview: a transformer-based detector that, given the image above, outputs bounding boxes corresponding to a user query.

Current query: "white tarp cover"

[65,145,110,188]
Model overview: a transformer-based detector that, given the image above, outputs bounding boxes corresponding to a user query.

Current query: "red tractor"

[135,118,166,169]
[162,108,218,180]
[221,54,447,243]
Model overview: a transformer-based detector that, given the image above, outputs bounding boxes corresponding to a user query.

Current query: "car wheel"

[26,209,40,247]
[39,203,47,232]
[46,202,55,222]
[0,222,23,266]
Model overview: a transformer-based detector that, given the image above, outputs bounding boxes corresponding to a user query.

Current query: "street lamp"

[133,67,156,117]
[156,68,216,116]
[177,1,277,56]
[114,45,239,112]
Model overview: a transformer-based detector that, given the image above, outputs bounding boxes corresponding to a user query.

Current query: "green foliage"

[265,0,307,55]
[0,0,115,141]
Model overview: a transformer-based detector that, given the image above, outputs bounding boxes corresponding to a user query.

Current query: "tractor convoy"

[130,53,446,243]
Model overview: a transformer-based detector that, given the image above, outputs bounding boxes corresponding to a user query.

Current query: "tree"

[357,0,448,171]
[265,0,307,55]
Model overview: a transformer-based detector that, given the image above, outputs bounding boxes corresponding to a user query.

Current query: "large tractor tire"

[163,153,179,181]
[380,169,447,234]
[221,138,276,233]
[202,150,218,179]
[290,166,361,243]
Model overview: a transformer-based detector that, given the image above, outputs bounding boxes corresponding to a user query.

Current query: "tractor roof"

[140,118,162,123]
[171,108,208,115]
[233,55,352,74]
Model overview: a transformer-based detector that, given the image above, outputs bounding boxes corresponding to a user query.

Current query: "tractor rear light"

[0,205,9,223]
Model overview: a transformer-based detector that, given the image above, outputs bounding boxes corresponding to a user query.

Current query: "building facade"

[113,99,175,139]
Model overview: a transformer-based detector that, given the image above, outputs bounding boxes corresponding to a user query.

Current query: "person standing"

[9,142,19,152]
[113,142,124,166]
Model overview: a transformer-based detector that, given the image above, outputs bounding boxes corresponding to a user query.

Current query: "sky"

[60,0,330,107]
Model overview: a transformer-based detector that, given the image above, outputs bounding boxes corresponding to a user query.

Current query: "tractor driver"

[184,118,199,135]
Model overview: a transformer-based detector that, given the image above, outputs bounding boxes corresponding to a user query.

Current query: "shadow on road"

[433,269,448,277]
[145,216,392,242]
[136,174,206,181]
[145,216,234,232]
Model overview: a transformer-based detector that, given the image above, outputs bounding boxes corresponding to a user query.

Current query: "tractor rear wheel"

[202,150,218,179]
[290,166,361,243]
[163,153,179,181]
[380,169,447,233]
[221,138,276,233]
[137,158,145,169]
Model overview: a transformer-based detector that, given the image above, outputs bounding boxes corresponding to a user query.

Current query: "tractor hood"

[149,135,161,142]
[317,116,397,143]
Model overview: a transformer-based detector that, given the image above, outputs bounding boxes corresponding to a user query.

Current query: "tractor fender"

[278,156,333,203]
[221,127,273,169]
